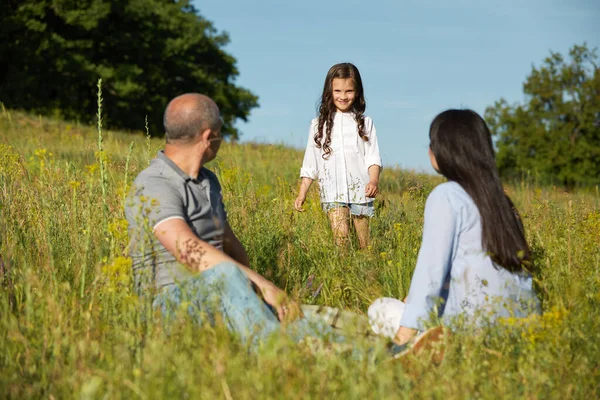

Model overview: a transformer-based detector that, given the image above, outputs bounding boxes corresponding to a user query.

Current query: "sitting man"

[125,93,304,345]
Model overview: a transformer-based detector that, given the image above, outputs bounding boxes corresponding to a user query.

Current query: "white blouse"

[300,112,382,204]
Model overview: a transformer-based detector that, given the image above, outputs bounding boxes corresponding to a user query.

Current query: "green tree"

[485,44,600,187]
[0,0,258,138]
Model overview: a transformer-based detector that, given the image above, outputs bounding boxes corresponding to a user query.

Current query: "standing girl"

[368,109,540,346]
[294,63,382,249]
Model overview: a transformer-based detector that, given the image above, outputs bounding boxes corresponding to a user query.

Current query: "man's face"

[209,127,222,152]
[203,122,223,162]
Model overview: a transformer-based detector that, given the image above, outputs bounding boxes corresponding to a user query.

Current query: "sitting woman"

[369,109,540,346]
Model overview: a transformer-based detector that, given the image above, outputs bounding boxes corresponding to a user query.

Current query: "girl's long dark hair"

[429,109,533,272]
[315,63,367,159]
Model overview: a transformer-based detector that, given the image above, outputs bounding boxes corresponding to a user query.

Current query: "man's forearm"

[223,233,250,266]
[223,223,250,266]
[177,237,236,273]
[156,219,295,320]
[178,237,270,290]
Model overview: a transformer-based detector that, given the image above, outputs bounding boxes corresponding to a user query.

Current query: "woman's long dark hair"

[429,109,533,272]
[315,63,368,159]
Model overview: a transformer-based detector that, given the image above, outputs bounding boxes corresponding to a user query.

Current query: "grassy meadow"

[1,105,599,399]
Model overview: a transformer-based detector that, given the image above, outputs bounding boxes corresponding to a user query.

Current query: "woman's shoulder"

[427,182,473,210]
[430,181,463,195]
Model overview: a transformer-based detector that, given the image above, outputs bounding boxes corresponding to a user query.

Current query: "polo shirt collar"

[156,150,207,185]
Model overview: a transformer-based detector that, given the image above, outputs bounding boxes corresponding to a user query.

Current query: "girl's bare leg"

[327,207,350,247]
[352,216,370,249]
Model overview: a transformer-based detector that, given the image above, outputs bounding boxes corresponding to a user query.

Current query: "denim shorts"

[321,202,375,217]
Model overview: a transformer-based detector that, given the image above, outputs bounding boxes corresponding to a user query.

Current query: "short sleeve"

[126,175,185,230]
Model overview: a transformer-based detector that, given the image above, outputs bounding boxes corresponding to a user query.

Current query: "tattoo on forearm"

[178,239,208,272]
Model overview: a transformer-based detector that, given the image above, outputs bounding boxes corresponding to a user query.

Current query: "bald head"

[163,93,222,144]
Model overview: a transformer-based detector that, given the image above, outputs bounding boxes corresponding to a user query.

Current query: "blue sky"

[194,0,600,172]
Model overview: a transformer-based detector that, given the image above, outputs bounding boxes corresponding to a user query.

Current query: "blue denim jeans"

[152,262,340,347]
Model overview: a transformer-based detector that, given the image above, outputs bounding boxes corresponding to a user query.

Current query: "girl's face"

[331,78,356,112]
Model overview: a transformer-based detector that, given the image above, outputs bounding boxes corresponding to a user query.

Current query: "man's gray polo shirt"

[125,151,227,292]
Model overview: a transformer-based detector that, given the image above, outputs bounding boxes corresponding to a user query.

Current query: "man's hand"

[260,282,302,323]
[365,181,379,198]
[294,195,306,212]
[156,218,303,323]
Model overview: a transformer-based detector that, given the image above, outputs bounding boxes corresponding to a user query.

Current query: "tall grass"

[0,106,599,399]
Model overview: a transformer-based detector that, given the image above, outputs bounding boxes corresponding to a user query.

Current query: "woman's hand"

[394,326,418,346]
[365,181,379,197]
[260,281,303,323]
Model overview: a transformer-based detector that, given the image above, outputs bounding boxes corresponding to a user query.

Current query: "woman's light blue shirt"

[400,182,540,330]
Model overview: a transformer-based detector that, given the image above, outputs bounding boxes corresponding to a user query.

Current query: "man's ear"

[200,128,212,142]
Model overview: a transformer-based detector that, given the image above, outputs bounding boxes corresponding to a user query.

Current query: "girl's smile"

[332,78,356,112]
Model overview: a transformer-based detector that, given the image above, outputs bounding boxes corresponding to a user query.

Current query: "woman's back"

[402,181,539,329]
[371,109,540,346]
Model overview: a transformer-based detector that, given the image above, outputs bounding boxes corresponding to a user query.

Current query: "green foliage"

[1,109,599,398]
[485,44,600,187]
[0,0,258,138]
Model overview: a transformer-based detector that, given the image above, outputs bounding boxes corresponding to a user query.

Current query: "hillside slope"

[1,109,599,398]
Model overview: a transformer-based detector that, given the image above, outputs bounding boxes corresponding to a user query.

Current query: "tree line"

[1,2,598,186]
[0,0,258,139]
[485,44,600,187]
